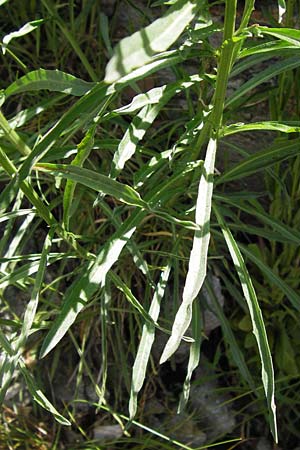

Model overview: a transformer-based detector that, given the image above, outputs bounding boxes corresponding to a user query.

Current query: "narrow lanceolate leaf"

[217,138,300,184]
[160,138,217,364]
[104,0,202,83]
[37,163,147,209]
[226,56,300,108]
[258,26,300,46]
[1,19,44,54]
[214,206,277,443]
[63,126,95,229]
[221,121,300,137]
[5,69,96,98]
[19,363,71,426]
[16,229,54,350]
[178,301,202,413]
[129,264,171,419]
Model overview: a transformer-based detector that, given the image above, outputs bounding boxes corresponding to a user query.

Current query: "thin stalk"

[209,0,237,133]
[193,0,237,158]
[41,0,98,82]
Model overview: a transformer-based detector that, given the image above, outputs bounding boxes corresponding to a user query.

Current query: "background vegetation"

[1,0,300,448]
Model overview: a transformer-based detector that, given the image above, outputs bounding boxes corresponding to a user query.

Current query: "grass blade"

[129,264,171,419]
[19,363,71,426]
[217,138,300,184]
[63,126,95,229]
[226,56,300,108]
[37,163,147,209]
[160,138,217,364]
[214,205,277,443]
[16,229,54,349]
[221,121,300,137]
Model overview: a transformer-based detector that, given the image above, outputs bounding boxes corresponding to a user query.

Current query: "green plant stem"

[193,0,237,159]
[0,146,92,260]
[41,0,98,82]
[210,0,237,133]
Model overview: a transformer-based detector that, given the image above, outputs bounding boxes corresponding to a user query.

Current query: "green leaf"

[37,163,147,209]
[16,229,54,350]
[215,195,300,246]
[129,264,171,419]
[160,138,217,364]
[221,121,300,137]
[17,83,109,181]
[177,300,202,413]
[111,75,201,176]
[63,126,95,229]
[217,138,300,184]
[1,19,45,54]
[238,40,299,59]
[20,364,71,426]
[39,213,141,358]
[203,279,254,388]
[258,27,300,47]
[104,0,202,83]
[214,205,277,443]
[5,69,96,98]
[226,56,300,108]
[240,245,300,312]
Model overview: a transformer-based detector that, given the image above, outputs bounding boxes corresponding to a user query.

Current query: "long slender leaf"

[226,56,300,108]
[63,126,95,229]
[203,278,254,387]
[104,0,202,83]
[37,163,146,208]
[177,300,202,413]
[214,205,277,443]
[129,264,171,419]
[258,26,300,46]
[221,121,300,137]
[19,363,71,426]
[16,229,54,349]
[217,138,300,184]
[160,138,217,364]
[4,69,96,98]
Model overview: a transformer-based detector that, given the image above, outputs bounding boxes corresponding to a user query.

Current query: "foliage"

[0,0,300,448]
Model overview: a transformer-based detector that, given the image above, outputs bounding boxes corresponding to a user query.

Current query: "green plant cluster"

[1,0,300,448]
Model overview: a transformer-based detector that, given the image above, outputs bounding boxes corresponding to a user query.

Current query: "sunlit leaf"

[104,0,202,83]
[160,138,217,364]
[214,205,277,442]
